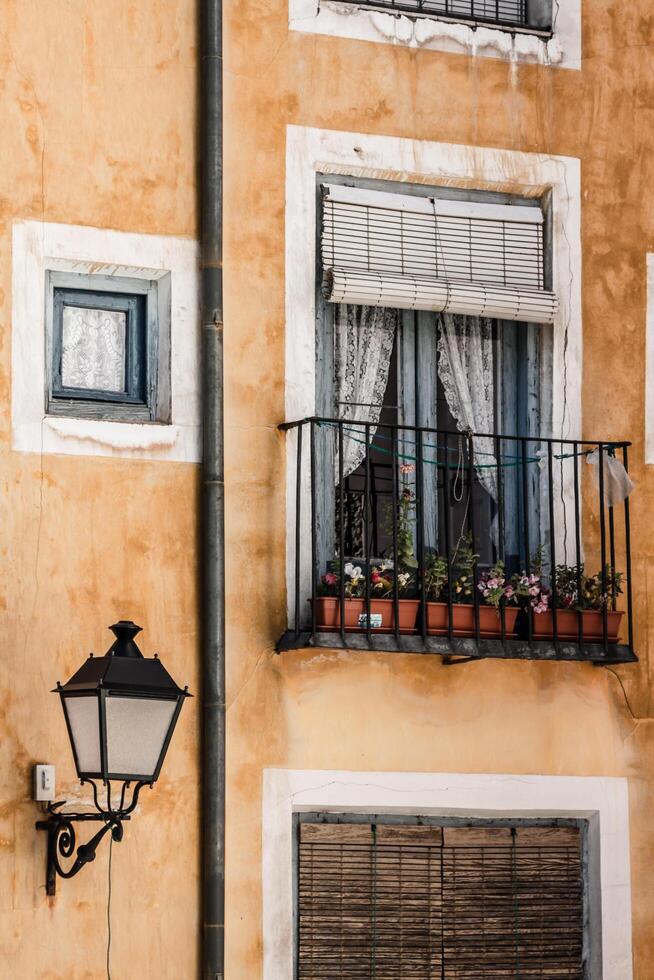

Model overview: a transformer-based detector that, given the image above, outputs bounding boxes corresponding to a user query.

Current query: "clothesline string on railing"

[329,431,553,470]
[315,420,595,470]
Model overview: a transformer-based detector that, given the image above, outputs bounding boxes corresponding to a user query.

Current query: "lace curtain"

[61,306,127,392]
[334,304,397,480]
[437,313,498,504]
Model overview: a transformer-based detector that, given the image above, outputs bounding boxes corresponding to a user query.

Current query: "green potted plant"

[474,561,520,637]
[531,562,624,642]
[424,536,519,638]
[312,559,419,631]
[393,486,419,571]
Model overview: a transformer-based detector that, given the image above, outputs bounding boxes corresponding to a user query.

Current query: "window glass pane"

[61,306,127,392]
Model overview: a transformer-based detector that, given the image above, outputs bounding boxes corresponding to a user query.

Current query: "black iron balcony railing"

[331,0,552,35]
[278,417,636,665]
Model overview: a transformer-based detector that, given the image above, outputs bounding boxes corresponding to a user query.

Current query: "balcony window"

[278,179,636,664]
[330,0,553,34]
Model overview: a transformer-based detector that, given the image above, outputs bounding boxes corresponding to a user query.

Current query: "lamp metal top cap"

[107,621,144,659]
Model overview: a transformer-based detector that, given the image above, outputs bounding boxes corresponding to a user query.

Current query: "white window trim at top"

[262,769,633,979]
[645,254,654,464]
[289,0,581,71]
[284,125,581,626]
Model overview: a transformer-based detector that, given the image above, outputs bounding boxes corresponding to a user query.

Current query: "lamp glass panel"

[63,695,101,774]
[105,696,177,778]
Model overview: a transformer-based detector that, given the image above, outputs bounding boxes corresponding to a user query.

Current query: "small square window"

[54,289,145,403]
[46,272,171,423]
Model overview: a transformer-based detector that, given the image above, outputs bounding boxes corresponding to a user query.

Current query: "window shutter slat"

[442,830,584,978]
[301,822,374,844]
[298,821,584,980]
[298,822,444,979]
[321,185,558,324]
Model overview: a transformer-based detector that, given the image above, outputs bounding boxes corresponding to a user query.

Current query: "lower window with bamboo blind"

[295,815,587,979]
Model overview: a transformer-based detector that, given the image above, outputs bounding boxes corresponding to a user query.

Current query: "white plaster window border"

[12,221,200,462]
[262,768,633,979]
[284,125,582,624]
[645,254,654,464]
[289,0,581,71]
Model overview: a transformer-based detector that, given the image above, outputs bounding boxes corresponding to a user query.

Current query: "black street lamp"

[36,621,191,895]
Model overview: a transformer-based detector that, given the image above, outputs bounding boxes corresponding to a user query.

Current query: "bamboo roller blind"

[320,184,559,324]
[298,821,584,979]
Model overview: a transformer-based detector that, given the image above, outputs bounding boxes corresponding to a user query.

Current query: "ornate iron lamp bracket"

[35,779,148,896]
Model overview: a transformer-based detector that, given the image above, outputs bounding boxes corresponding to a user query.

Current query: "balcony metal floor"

[276,630,638,665]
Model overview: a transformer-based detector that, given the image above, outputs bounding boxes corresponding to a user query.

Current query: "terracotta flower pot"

[532,609,623,642]
[426,602,519,638]
[311,597,419,631]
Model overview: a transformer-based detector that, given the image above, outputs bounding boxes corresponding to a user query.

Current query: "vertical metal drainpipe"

[201,0,225,974]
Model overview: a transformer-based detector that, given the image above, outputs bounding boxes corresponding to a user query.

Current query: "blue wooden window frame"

[45,269,172,424]
[51,287,147,406]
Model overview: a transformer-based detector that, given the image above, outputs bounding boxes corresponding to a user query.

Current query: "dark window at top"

[338,0,553,33]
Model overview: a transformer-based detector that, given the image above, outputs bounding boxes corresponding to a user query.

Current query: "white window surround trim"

[645,254,654,464]
[289,0,581,71]
[262,768,633,979]
[12,221,200,463]
[284,125,582,623]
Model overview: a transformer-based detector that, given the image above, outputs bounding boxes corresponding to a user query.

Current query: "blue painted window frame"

[45,270,172,424]
[51,287,147,406]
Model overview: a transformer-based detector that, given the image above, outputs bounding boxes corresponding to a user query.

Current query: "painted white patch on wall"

[12,221,200,463]
[289,0,581,71]
[645,254,654,464]
[284,125,582,624]
[262,768,633,979]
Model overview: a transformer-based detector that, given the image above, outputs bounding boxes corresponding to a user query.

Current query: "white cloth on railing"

[436,312,498,504]
[586,448,634,507]
[334,303,397,480]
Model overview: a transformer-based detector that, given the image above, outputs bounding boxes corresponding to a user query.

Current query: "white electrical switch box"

[34,764,55,802]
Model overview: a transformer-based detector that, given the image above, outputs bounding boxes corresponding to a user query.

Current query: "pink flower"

[323,572,337,586]
[371,572,381,584]
[400,463,415,475]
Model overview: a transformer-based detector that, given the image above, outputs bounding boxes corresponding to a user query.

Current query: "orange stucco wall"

[1,0,654,977]
[222,2,654,978]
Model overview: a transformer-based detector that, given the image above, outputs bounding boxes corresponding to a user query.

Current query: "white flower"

[344,563,362,580]
[379,559,394,571]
